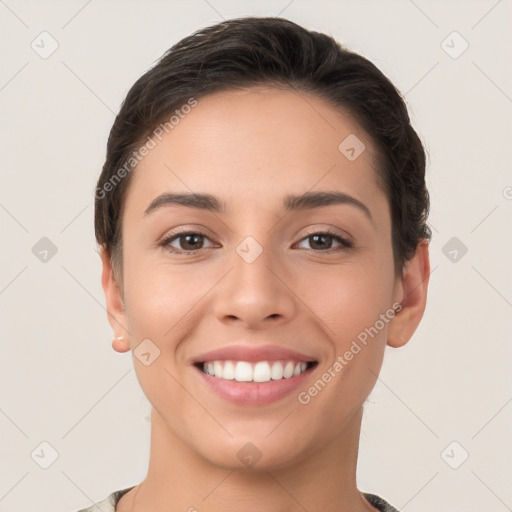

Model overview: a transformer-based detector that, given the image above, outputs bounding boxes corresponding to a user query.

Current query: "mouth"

[191,344,319,405]
[194,359,318,382]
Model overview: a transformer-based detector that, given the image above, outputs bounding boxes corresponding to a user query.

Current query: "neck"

[122,406,375,512]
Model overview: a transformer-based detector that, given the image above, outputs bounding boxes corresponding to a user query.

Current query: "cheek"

[125,269,195,338]
[294,262,395,424]
[298,257,396,340]
[123,247,220,352]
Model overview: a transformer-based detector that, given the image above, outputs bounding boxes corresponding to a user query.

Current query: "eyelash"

[159,229,353,255]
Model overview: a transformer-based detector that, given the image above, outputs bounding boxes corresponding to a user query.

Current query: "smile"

[198,360,317,382]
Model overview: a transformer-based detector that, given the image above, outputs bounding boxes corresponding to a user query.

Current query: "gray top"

[75,486,400,511]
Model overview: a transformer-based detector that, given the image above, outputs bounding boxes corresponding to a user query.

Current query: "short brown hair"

[94,16,431,283]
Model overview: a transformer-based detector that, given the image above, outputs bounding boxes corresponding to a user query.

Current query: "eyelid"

[295,227,353,251]
[158,230,354,256]
[158,224,215,243]
[159,226,354,255]
[299,225,353,244]
[159,229,217,253]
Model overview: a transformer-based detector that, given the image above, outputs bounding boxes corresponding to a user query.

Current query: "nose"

[213,243,297,329]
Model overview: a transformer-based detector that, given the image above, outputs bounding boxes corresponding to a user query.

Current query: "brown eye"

[161,232,214,253]
[308,234,334,250]
[296,231,352,252]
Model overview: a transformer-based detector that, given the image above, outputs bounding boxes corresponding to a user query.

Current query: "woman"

[82,16,431,512]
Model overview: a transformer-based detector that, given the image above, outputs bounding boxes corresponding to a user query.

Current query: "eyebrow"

[144,190,372,221]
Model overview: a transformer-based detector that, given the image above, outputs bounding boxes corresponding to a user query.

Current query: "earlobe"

[112,334,130,353]
[387,240,430,348]
[100,246,129,352]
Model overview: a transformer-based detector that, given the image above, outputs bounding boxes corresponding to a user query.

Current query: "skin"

[100,86,430,512]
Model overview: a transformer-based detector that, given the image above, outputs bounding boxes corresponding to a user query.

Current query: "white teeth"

[283,361,294,378]
[222,360,235,380]
[270,362,283,380]
[201,360,311,382]
[213,361,223,378]
[234,361,252,382]
[253,361,271,382]
[205,362,215,376]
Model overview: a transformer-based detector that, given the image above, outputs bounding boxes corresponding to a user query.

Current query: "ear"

[100,246,130,353]
[387,239,430,348]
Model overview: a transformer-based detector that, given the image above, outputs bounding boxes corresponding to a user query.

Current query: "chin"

[194,433,310,473]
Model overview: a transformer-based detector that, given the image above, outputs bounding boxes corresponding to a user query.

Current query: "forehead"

[124,87,386,218]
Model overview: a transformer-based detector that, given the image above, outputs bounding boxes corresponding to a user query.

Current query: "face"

[102,87,428,472]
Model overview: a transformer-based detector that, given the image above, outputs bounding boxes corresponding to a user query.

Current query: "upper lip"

[192,344,317,364]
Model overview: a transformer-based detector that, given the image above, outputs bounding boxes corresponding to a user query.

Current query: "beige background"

[0,0,511,511]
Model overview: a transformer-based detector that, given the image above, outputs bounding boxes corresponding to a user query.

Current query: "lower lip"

[194,365,316,406]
